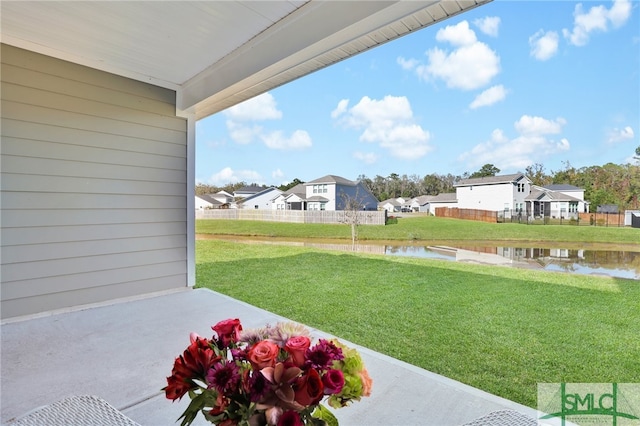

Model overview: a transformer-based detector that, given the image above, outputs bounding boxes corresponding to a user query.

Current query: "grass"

[196,216,640,245]
[196,240,640,408]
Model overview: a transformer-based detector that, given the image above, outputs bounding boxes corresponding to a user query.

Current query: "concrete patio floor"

[2,288,544,425]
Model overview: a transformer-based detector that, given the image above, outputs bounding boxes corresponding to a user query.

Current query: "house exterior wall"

[456,181,530,212]
[306,183,335,210]
[428,201,457,215]
[240,189,281,210]
[334,183,379,211]
[196,197,214,210]
[1,44,188,319]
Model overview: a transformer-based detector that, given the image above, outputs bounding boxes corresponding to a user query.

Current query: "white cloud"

[207,167,263,186]
[272,168,284,180]
[224,92,312,150]
[469,85,507,109]
[334,95,432,160]
[563,0,631,46]
[398,20,500,91]
[420,42,500,90]
[529,30,559,61]
[609,0,632,27]
[514,115,566,135]
[459,115,570,170]
[436,20,477,46]
[353,151,379,164]
[224,92,282,121]
[261,130,312,150]
[225,120,262,144]
[396,57,418,71]
[607,126,635,143]
[474,16,501,37]
[331,99,349,118]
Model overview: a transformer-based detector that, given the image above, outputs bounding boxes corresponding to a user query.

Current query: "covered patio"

[1,288,542,425]
[0,1,552,424]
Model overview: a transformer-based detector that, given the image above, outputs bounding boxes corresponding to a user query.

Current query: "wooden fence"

[578,212,626,227]
[435,207,498,223]
[196,209,387,225]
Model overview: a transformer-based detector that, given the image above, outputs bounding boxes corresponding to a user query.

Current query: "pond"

[384,244,639,280]
[196,235,640,280]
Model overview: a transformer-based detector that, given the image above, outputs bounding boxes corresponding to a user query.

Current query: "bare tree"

[338,186,372,249]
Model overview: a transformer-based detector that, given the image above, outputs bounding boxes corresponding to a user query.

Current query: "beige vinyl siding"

[1,44,188,319]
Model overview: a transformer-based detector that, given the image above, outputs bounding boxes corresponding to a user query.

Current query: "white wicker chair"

[461,409,538,426]
[7,395,140,426]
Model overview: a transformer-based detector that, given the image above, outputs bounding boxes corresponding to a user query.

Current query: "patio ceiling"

[1,0,491,120]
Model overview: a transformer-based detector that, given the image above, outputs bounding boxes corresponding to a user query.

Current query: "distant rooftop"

[305,175,356,186]
[454,173,527,187]
[543,184,583,191]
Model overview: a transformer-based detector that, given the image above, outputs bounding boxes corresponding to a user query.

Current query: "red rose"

[212,318,242,347]
[277,410,304,426]
[284,336,311,367]
[247,340,279,370]
[294,368,324,406]
[322,369,344,394]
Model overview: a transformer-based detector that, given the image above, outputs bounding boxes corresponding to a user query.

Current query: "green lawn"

[196,216,639,245]
[196,240,640,409]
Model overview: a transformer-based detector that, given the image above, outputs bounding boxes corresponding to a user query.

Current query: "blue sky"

[195,0,639,187]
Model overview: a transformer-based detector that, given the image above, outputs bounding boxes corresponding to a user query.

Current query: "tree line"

[196,158,640,212]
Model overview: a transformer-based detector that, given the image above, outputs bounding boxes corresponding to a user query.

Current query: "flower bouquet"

[164,318,372,426]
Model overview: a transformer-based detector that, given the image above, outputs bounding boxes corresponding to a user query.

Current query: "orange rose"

[359,368,373,397]
[284,336,311,367]
[247,340,279,370]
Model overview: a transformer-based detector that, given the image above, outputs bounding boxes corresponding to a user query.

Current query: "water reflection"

[385,245,640,280]
[196,235,639,280]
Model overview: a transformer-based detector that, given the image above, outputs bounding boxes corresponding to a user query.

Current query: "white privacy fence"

[196,209,387,225]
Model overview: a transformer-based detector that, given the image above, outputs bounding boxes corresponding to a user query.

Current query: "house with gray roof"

[453,173,588,219]
[378,198,403,213]
[305,175,379,211]
[525,185,588,219]
[271,184,307,210]
[454,173,533,213]
[272,175,379,211]
[233,185,266,198]
[411,195,436,212]
[195,191,233,210]
[426,192,458,215]
[238,187,282,210]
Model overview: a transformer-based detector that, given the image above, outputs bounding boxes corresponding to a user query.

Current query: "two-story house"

[271,175,379,211]
[304,175,379,211]
[454,173,533,213]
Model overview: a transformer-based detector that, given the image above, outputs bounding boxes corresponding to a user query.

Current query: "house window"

[517,183,525,193]
[569,202,578,213]
[312,184,327,194]
[320,203,326,211]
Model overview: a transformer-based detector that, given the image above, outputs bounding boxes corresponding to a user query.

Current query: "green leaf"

[177,389,215,426]
[312,404,339,426]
